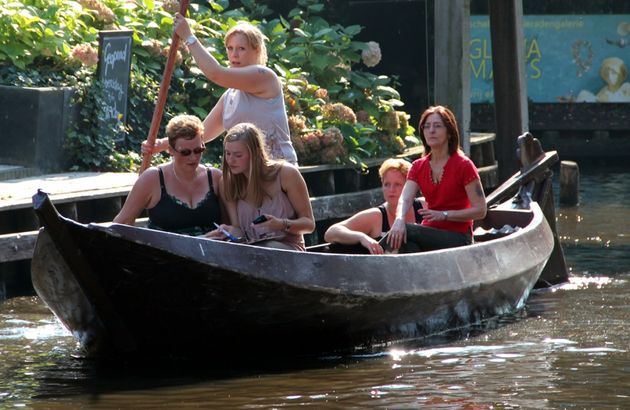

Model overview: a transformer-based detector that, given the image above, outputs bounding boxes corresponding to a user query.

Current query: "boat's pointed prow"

[32,189,49,210]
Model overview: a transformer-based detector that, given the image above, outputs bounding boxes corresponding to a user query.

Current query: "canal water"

[1,163,629,408]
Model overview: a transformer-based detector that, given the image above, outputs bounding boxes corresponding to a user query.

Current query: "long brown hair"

[222,123,281,207]
[418,105,460,156]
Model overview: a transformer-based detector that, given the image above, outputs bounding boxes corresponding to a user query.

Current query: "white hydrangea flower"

[362,41,382,68]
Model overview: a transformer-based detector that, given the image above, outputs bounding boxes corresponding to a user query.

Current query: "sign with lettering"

[97,30,133,141]
[470,15,630,103]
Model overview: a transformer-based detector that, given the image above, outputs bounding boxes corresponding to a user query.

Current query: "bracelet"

[184,35,197,46]
[283,218,291,232]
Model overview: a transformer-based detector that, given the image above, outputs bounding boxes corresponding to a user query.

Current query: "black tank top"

[378,198,423,233]
[147,167,221,236]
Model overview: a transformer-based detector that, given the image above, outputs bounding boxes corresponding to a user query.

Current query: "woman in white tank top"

[143,14,298,164]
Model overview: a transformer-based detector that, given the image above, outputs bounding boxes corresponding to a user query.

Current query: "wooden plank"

[0,230,38,263]
[0,172,138,211]
[478,162,499,190]
[311,188,382,221]
[299,146,425,174]
[434,0,471,154]
[486,150,558,207]
[472,103,630,131]
[488,0,529,182]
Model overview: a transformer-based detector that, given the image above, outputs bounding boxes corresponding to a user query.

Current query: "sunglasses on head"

[174,145,206,156]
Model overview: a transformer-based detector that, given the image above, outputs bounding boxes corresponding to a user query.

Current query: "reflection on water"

[556,165,630,275]
[1,163,629,408]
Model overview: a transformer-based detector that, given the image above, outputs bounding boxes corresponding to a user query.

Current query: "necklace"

[430,161,445,183]
[430,153,449,184]
[172,165,197,184]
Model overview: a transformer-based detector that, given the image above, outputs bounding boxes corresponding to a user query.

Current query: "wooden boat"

[30,190,554,356]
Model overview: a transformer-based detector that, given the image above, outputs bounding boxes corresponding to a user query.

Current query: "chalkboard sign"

[97,30,133,143]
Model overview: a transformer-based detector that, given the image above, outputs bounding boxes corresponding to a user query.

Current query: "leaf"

[273,63,286,77]
[375,86,400,98]
[405,135,420,145]
[192,107,207,117]
[314,28,332,38]
[307,4,324,13]
[380,98,404,107]
[344,25,362,36]
[350,74,371,89]
[287,84,302,95]
[292,28,310,38]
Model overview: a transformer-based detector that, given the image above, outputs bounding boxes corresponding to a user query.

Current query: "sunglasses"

[174,145,206,156]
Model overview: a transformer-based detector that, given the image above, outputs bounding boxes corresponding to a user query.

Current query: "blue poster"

[470,15,630,103]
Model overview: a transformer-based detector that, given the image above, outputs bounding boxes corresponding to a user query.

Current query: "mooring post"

[559,160,579,206]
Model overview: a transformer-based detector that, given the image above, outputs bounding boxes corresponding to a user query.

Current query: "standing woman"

[114,114,222,236]
[212,123,314,251]
[387,106,486,252]
[144,14,298,164]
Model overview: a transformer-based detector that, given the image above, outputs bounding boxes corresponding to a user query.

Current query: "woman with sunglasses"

[208,123,314,250]
[143,14,297,164]
[114,114,222,236]
[386,105,487,253]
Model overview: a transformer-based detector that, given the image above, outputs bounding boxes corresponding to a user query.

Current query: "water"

[1,163,629,409]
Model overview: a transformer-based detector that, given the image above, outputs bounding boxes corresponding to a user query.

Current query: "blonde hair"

[378,158,412,180]
[222,123,280,207]
[165,114,203,148]
[225,21,268,65]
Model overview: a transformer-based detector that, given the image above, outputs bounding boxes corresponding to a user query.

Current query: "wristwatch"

[442,211,448,220]
[185,35,197,46]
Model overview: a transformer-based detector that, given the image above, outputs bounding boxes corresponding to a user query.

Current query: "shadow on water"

[23,305,542,402]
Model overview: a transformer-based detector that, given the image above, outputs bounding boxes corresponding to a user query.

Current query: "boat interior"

[307,206,534,254]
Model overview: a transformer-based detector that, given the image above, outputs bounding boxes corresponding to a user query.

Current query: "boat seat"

[307,242,369,255]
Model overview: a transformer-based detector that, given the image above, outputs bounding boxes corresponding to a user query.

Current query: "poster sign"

[470,15,630,103]
[97,30,133,142]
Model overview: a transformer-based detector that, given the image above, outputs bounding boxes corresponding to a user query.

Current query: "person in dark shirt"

[114,114,222,236]
[323,158,422,255]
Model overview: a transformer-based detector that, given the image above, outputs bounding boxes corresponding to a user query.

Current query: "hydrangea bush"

[0,0,418,171]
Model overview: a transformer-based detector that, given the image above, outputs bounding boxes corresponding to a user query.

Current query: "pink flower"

[69,43,99,67]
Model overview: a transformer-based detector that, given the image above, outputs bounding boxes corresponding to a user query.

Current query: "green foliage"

[0,0,98,70]
[0,0,417,171]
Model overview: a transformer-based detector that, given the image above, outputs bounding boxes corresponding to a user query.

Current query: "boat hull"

[31,201,553,356]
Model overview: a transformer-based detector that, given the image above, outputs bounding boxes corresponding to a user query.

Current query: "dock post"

[559,161,579,206]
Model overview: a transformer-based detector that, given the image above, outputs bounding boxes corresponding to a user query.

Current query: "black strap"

[158,167,166,189]
[206,167,213,190]
[378,205,389,232]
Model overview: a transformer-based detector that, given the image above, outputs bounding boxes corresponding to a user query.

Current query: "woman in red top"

[387,105,487,252]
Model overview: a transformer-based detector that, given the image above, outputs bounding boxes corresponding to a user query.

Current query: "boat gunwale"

[86,202,553,297]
